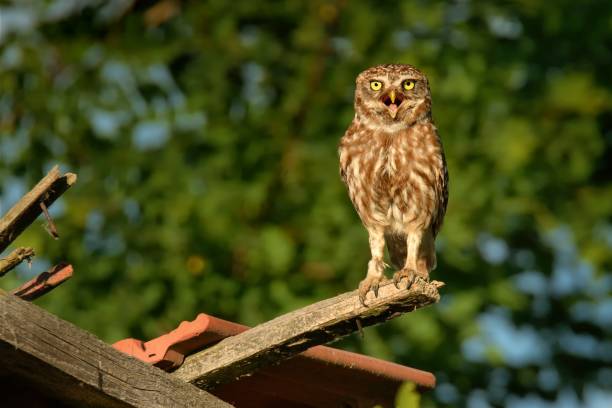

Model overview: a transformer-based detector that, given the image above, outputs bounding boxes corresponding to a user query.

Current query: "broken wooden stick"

[0,246,35,277]
[172,278,443,390]
[11,263,73,301]
[0,165,77,253]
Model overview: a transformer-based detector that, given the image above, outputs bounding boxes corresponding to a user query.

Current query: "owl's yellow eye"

[403,80,415,91]
[370,81,382,91]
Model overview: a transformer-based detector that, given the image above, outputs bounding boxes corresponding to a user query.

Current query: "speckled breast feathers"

[338,64,448,304]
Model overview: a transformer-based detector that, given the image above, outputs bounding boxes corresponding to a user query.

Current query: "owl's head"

[354,64,431,128]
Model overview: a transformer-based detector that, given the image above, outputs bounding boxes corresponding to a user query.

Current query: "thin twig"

[355,317,364,338]
[39,201,59,239]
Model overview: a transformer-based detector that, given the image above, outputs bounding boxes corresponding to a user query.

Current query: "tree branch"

[172,278,443,390]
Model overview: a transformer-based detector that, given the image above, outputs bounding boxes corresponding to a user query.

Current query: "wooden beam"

[172,278,443,390]
[0,291,233,408]
[0,165,77,253]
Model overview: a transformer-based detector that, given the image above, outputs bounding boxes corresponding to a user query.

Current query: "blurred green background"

[1,1,611,407]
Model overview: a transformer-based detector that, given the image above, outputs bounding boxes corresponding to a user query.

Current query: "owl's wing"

[338,140,350,186]
[431,160,449,238]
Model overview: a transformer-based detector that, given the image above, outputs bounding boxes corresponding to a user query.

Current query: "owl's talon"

[392,269,416,290]
[358,275,384,306]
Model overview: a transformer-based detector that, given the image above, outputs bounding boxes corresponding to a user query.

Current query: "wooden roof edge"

[0,291,232,408]
[114,311,436,389]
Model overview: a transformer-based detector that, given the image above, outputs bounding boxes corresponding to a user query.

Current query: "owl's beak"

[382,90,404,119]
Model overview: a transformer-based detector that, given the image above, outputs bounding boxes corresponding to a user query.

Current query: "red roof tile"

[11,263,73,301]
[113,313,435,407]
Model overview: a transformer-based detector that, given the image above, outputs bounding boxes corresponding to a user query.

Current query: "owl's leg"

[392,229,424,289]
[417,228,436,277]
[358,227,387,306]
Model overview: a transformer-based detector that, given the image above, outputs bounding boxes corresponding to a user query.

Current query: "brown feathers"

[338,64,448,303]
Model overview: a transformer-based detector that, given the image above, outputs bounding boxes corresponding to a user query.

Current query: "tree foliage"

[1,1,611,406]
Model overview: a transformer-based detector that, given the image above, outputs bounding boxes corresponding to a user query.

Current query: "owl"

[339,64,448,305]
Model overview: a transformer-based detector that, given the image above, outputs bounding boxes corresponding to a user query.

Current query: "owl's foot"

[393,268,416,290]
[358,275,384,306]
[358,259,387,306]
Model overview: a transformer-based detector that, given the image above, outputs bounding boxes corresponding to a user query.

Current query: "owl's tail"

[385,232,407,270]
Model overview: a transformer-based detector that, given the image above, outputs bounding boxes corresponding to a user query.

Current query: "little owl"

[339,64,448,305]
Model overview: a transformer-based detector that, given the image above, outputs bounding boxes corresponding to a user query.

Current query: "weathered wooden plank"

[0,165,77,253]
[172,278,443,390]
[0,291,233,408]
